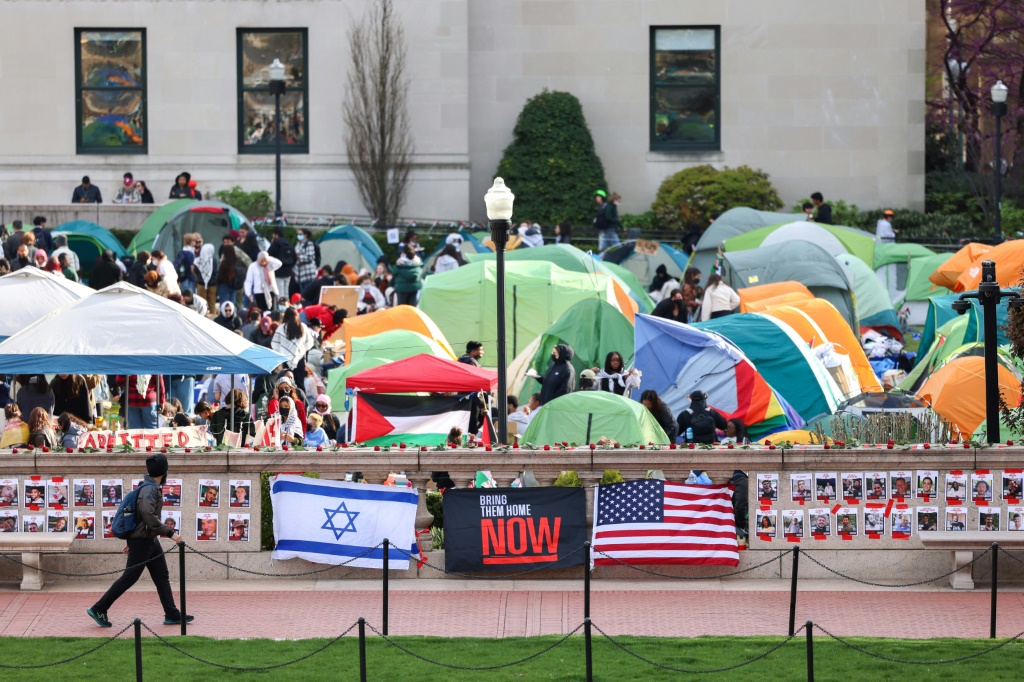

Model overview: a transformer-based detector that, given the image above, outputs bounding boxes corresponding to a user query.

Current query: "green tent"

[516,299,634,403]
[598,259,655,313]
[521,391,669,446]
[468,243,653,313]
[903,253,953,304]
[689,207,806,275]
[127,200,250,256]
[915,293,1013,366]
[723,241,859,333]
[695,313,845,421]
[725,221,877,267]
[52,221,128,278]
[419,260,620,368]
[834,254,902,338]
[872,242,938,269]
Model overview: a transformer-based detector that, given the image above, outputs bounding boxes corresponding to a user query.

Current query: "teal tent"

[690,207,807,275]
[317,224,384,274]
[834,254,902,340]
[53,221,128,278]
[915,293,1013,366]
[521,391,669,446]
[127,200,250,256]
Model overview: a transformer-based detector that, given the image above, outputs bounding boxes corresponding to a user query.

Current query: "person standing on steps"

[87,454,193,628]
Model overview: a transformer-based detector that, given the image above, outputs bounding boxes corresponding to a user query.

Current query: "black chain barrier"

[391,542,588,579]
[593,547,793,579]
[365,620,585,670]
[998,547,1024,567]
[182,541,385,577]
[141,620,360,671]
[813,623,1024,665]
[800,548,991,588]
[591,620,805,674]
[0,544,181,577]
[0,622,133,669]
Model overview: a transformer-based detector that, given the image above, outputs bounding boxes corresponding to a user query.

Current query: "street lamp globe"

[484,177,515,221]
[269,58,286,83]
[991,80,1008,104]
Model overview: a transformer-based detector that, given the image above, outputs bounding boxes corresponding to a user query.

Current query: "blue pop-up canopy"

[0,282,287,375]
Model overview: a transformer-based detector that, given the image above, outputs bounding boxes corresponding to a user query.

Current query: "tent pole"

[230,375,236,436]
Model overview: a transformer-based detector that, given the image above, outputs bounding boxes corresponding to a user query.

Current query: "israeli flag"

[271,475,419,569]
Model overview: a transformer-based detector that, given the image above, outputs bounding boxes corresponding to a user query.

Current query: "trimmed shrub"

[552,470,584,488]
[495,89,607,227]
[652,165,783,231]
[211,185,274,220]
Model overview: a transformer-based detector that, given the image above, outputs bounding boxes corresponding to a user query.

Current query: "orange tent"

[763,298,881,392]
[738,281,813,313]
[328,305,456,363]
[929,242,991,290]
[954,239,1024,292]
[917,355,1021,436]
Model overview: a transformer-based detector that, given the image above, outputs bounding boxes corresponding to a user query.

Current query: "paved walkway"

[1,579,1023,640]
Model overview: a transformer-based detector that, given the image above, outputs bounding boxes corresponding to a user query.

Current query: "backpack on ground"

[112,481,156,540]
[685,407,717,443]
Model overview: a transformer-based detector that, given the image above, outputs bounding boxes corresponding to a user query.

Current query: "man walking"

[268,226,296,297]
[86,454,193,627]
[593,190,621,250]
[810,192,832,225]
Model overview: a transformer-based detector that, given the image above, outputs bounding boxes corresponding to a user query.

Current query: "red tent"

[346,354,498,393]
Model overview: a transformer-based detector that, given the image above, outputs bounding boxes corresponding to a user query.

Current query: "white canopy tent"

[0,268,93,341]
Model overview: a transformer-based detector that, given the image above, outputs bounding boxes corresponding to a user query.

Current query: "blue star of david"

[322,501,359,539]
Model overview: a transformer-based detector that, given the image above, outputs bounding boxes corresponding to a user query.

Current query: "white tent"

[0,268,93,341]
[0,282,286,375]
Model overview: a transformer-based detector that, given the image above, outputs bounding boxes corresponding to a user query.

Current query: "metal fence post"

[789,547,800,636]
[584,617,593,682]
[177,541,187,636]
[991,542,999,639]
[805,620,814,682]
[584,541,591,622]
[382,539,389,636]
[358,617,367,682]
[134,617,143,682]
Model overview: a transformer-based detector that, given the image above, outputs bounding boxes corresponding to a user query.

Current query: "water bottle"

[685,427,694,443]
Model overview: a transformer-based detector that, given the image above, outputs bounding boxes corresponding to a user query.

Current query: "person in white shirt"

[244,251,282,311]
[51,235,80,274]
[149,250,180,296]
[433,243,465,274]
[272,307,317,371]
[876,210,896,243]
[699,274,740,321]
[209,374,251,406]
[355,274,387,313]
[508,392,541,427]
[517,223,544,248]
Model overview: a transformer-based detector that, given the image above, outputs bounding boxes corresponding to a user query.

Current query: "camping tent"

[633,314,801,439]
[327,305,456,363]
[419,261,621,368]
[422,231,493,276]
[515,299,634,403]
[690,207,806,275]
[598,240,691,288]
[725,221,877,267]
[316,224,385,274]
[469,244,653,313]
[738,281,813,313]
[898,253,953,326]
[917,354,1021,437]
[834,253,902,340]
[694,313,845,421]
[52,221,128,277]
[915,293,1012,365]
[127,200,251,256]
[898,319,972,392]
[522,391,670,446]
[349,329,452,368]
[0,268,93,341]
[873,242,939,304]
[0,282,286,374]
[954,239,1024,292]
[929,242,991,290]
[722,241,858,332]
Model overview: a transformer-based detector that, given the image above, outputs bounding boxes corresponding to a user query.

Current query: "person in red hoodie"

[301,303,348,339]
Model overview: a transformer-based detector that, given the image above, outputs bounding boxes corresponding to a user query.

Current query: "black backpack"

[174,251,191,283]
[278,241,296,267]
[232,263,247,290]
[313,241,322,267]
[112,481,156,539]
[686,407,717,443]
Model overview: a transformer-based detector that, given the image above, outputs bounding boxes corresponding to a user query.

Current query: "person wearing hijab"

[244,251,281,311]
[193,243,217,314]
[214,301,244,332]
[33,249,47,269]
[311,394,342,442]
[90,249,123,290]
[649,264,672,294]
[277,396,304,445]
[528,343,576,406]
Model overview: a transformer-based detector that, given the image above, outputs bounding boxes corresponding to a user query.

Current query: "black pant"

[93,538,179,619]
[710,310,732,319]
[395,291,418,306]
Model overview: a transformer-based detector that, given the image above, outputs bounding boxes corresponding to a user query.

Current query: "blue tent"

[599,240,691,286]
[915,292,1013,366]
[0,283,286,375]
[317,224,385,273]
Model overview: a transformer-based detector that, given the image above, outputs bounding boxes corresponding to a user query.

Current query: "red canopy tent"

[346,354,498,394]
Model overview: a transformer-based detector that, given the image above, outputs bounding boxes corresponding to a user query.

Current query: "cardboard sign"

[78,426,208,450]
[443,488,587,573]
[319,286,360,313]
[634,239,660,256]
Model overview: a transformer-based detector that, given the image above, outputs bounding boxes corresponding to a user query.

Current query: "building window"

[75,29,147,154]
[650,26,720,151]
[237,29,308,154]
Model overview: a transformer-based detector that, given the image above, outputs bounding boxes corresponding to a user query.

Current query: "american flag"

[592,479,739,567]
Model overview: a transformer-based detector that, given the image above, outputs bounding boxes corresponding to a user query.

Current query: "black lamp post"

[268,58,286,224]
[952,260,1024,443]
[484,178,515,445]
[991,80,1008,244]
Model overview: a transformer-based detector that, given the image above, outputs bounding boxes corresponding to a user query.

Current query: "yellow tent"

[328,305,457,363]
[763,298,882,393]
[738,281,813,313]
[929,242,991,290]
[763,430,833,445]
[954,239,1024,292]
[917,355,1021,437]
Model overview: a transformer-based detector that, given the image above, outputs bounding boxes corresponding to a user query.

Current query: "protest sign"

[77,426,208,450]
[443,487,587,573]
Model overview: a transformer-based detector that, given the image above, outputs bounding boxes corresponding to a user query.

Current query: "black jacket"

[649,401,678,442]
[239,234,261,262]
[208,407,255,445]
[268,237,295,277]
[677,399,728,444]
[131,476,174,540]
[126,261,150,287]
[538,344,575,405]
[651,298,688,324]
[90,255,123,290]
[815,203,833,225]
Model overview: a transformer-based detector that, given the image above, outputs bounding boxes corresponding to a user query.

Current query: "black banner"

[443,487,587,572]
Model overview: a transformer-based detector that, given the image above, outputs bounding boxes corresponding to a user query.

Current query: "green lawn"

[4,632,1022,681]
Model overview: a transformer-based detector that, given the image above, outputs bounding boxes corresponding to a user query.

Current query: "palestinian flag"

[353,394,471,446]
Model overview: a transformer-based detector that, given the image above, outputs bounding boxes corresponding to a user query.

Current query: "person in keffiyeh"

[244,251,281,311]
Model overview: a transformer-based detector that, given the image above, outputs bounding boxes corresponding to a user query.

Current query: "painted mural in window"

[651,27,720,151]
[238,30,308,153]
[75,29,146,153]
